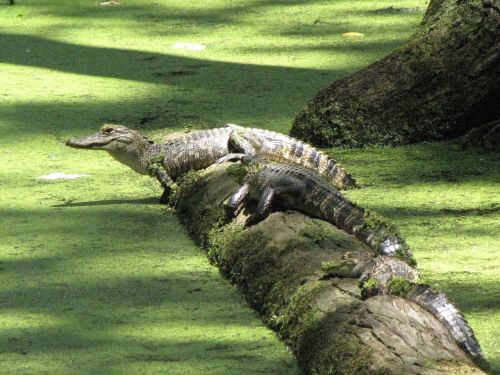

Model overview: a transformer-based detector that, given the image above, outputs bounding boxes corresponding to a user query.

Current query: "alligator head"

[66,124,142,151]
[66,124,154,175]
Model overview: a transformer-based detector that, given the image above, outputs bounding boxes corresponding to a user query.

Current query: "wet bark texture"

[290,0,500,148]
[172,163,486,375]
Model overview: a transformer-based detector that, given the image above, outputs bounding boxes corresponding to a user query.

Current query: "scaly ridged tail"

[358,257,488,370]
[407,285,489,370]
[249,127,358,189]
[310,183,410,259]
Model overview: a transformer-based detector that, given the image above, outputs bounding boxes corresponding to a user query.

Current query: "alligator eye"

[101,128,114,135]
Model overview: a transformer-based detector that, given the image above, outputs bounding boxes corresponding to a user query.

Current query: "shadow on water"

[0,32,412,139]
[0,34,344,136]
[27,0,341,24]
[53,197,160,207]
[333,143,500,187]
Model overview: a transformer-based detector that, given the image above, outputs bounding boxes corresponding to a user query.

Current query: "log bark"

[290,0,500,148]
[171,163,487,374]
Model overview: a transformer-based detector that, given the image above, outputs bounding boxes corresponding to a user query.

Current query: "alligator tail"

[359,257,488,370]
[316,186,412,260]
[313,185,373,246]
[283,139,358,190]
[407,285,489,370]
[249,127,358,189]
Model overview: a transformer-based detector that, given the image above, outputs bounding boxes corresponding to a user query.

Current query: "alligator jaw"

[66,133,110,149]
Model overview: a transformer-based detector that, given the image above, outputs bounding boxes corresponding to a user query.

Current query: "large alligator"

[66,124,357,203]
[224,161,487,368]
[225,160,410,259]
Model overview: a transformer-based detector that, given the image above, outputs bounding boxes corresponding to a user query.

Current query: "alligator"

[224,160,410,259]
[66,124,357,203]
[352,255,487,369]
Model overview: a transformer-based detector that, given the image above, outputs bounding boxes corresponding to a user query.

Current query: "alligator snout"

[65,133,108,149]
[65,138,89,149]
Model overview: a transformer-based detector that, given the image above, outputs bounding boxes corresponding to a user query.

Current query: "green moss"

[361,209,399,236]
[300,221,346,246]
[308,338,387,375]
[394,249,417,266]
[275,281,330,347]
[226,163,248,184]
[388,276,414,297]
[320,260,356,278]
[207,222,279,310]
[361,210,416,264]
[207,222,244,266]
[361,277,380,299]
[363,278,380,290]
[172,170,227,246]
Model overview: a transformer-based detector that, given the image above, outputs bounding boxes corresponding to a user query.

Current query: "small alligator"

[225,160,410,259]
[66,124,357,203]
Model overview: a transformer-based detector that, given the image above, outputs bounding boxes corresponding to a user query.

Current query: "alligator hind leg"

[227,129,259,155]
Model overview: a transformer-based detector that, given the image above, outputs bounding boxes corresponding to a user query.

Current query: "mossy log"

[171,163,486,374]
[290,0,500,147]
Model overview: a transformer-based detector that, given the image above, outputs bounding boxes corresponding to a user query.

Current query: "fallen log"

[171,163,488,374]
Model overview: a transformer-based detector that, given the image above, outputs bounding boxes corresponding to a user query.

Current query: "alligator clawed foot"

[223,202,240,220]
[244,213,265,228]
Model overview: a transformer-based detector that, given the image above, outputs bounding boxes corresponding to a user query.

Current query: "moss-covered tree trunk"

[291,0,500,148]
[171,163,487,375]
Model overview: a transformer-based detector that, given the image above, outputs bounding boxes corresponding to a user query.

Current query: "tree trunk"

[171,163,487,374]
[460,118,500,150]
[290,0,500,148]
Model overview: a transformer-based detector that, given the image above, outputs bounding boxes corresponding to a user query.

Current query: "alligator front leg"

[155,169,175,204]
[225,183,250,218]
[245,187,275,226]
[246,180,306,226]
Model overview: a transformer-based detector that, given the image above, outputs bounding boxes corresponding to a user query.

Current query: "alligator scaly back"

[159,127,233,179]
[228,163,488,369]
